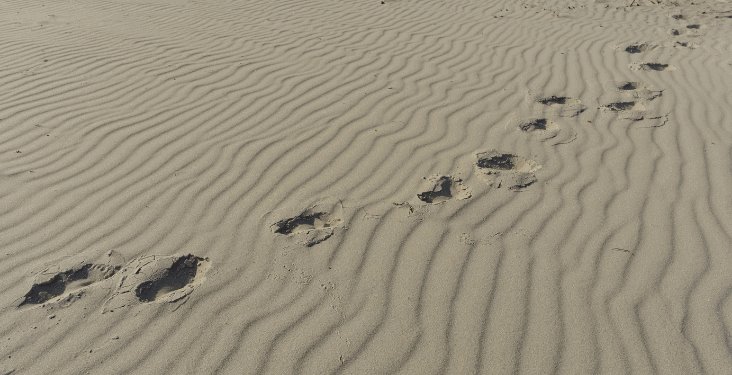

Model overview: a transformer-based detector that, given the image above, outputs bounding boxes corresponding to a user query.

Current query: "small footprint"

[640,63,669,71]
[602,101,641,112]
[519,118,558,132]
[537,96,569,105]
[624,43,651,54]
[517,118,562,141]
[617,81,662,101]
[618,82,639,91]
[536,95,586,117]
[273,211,336,235]
[600,99,649,121]
[631,62,672,72]
[103,254,210,311]
[475,151,541,191]
[672,41,696,49]
[672,24,702,37]
[417,175,471,204]
[272,204,343,246]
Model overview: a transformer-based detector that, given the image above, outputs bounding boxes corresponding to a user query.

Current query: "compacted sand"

[1,0,731,373]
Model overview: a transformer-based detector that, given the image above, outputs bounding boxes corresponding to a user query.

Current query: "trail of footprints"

[409,11,683,204]
[16,11,691,316]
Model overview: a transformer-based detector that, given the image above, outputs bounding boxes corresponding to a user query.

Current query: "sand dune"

[1,0,731,373]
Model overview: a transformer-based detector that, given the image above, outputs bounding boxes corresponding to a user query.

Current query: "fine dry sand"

[1,0,731,373]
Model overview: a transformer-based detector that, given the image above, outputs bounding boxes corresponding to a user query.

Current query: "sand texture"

[1,0,732,373]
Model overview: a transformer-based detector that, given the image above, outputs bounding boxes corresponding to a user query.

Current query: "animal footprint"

[19,263,119,306]
[536,95,586,117]
[417,175,471,204]
[104,254,210,311]
[272,204,343,246]
[475,151,541,191]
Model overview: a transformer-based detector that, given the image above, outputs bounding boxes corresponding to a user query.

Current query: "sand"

[1,0,731,373]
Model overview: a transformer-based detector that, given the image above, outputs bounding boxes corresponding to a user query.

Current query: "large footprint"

[20,264,118,306]
[18,252,123,307]
[475,151,542,191]
[103,254,210,312]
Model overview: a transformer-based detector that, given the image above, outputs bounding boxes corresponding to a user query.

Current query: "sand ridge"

[0,0,731,373]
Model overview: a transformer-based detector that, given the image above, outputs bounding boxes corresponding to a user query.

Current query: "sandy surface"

[1,0,731,373]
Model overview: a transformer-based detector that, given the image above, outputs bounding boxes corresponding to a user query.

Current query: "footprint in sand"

[475,151,541,191]
[19,263,119,306]
[103,254,210,311]
[672,40,697,49]
[617,81,662,101]
[624,43,653,54]
[598,82,665,122]
[618,81,639,91]
[671,24,701,37]
[640,63,670,71]
[518,118,562,139]
[536,95,586,117]
[272,204,343,246]
[600,100,648,120]
[631,62,673,72]
[603,101,641,112]
[417,175,471,204]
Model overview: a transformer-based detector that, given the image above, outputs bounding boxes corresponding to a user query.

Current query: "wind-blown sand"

[1,0,731,373]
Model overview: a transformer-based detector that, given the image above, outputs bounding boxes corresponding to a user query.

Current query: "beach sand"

[1,0,731,373]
